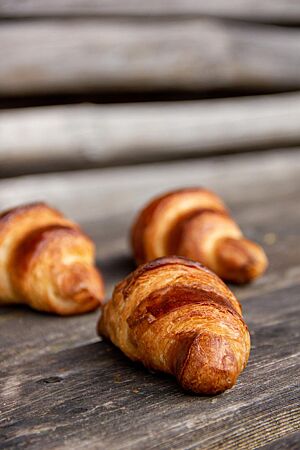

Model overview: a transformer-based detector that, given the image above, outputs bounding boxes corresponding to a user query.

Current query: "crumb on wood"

[263,233,277,245]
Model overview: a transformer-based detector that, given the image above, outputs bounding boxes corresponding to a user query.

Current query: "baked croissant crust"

[98,256,250,394]
[131,188,268,283]
[0,202,104,315]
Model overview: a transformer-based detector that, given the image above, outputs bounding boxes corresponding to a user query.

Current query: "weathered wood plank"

[1,284,299,449]
[2,20,300,96]
[0,150,299,372]
[0,307,99,371]
[1,0,300,24]
[260,431,300,450]
[0,149,299,227]
[2,93,300,176]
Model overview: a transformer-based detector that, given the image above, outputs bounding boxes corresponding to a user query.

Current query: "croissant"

[0,202,104,315]
[98,256,250,394]
[131,187,267,283]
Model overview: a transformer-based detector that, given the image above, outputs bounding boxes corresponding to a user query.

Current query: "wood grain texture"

[0,284,299,449]
[259,431,300,450]
[2,92,300,176]
[0,150,299,448]
[1,0,300,24]
[2,20,300,96]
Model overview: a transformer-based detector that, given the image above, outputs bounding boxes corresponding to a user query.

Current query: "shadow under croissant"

[0,302,99,317]
[96,253,136,295]
[98,338,233,398]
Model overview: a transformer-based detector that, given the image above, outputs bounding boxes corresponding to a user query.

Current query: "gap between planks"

[1,0,300,24]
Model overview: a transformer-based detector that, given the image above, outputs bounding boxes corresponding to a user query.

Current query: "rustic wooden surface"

[1,0,300,24]
[2,92,300,176]
[1,2,300,446]
[2,19,300,96]
[0,149,299,449]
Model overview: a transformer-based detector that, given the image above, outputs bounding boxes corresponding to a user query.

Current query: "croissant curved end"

[53,263,104,315]
[176,332,241,394]
[215,237,268,284]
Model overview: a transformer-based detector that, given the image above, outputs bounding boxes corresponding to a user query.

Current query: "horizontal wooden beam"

[1,92,300,176]
[1,20,300,96]
[1,0,300,24]
[0,148,298,235]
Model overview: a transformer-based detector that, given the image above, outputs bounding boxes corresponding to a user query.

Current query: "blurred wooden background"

[0,3,299,450]
[1,0,300,176]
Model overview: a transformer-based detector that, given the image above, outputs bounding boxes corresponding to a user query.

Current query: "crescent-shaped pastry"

[131,188,268,283]
[0,202,104,315]
[98,256,250,394]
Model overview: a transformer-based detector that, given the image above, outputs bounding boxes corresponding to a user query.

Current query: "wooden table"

[0,149,299,449]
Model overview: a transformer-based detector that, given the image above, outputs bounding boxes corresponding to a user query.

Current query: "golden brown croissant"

[0,202,104,315]
[131,188,268,283]
[98,256,250,394]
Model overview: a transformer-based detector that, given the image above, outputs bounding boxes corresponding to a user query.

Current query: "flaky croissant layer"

[98,256,250,394]
[131,187,268,283]
[0,202,104,315]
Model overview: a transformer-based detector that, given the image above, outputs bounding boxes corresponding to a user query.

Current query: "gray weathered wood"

[260,431,300,450]
[2,20,300,96]
[0,149,299,239]
[2,92,300,176]
[0,150,299,448]
[1,284,299,449]
[1,0,300,24]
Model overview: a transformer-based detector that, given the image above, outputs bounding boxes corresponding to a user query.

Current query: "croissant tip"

[215,237,268,283]
[176,332,242,395]
[71,287,103,306]
[53,287,103,316]
[53,263,104,314]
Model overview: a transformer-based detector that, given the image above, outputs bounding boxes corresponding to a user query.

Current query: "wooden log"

[2,92,300,176]
[1,20,300,96]
[1,0,300,24]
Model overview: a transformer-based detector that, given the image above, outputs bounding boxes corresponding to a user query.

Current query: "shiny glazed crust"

[0,203,104,315]
[98,256,251,394]
[131,188,268,283]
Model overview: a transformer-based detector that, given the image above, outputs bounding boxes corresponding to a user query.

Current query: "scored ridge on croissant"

[0,202,104,315]
[131,187,268,283]
[98,256,250,394]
